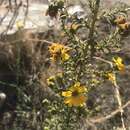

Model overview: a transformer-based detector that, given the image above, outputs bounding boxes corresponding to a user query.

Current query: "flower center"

[72,90,79,97]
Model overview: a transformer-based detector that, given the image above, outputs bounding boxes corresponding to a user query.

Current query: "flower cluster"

[113,57,125,72]
[106,57,125,84]
[49,43,70,62]
[114,16,130,31]
[107,72,116,84]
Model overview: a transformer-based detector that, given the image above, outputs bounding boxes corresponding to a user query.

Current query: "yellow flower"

[61,50,70,62]
[114,16,126,25]
[49,43,70,62]
[71,23,80,31]
[65,23,80,33]
[62,82,87,107]
[118,22,130,31]
[16,20,24,29]
[47,76,55,86]
[113,57,125,72]
[107,72,116,84]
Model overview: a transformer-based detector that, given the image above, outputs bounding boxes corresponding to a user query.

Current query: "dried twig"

[113,81,126,130]
[2,37,54,45]
[23,0,29,24]
[89,100,130,124]
[93,56,113,67]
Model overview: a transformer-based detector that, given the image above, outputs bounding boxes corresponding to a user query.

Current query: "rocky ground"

[0,0,130,34]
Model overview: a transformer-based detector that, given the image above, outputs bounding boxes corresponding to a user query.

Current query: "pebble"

[0,92,6,108]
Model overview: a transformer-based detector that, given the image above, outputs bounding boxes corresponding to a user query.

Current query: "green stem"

[88,0,100,57]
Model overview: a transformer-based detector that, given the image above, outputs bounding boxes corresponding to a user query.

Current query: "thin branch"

[23,0,29,24]
[93,56,113,68]
[3,38,54,45]
[113,81,126,130]
[89,100,130,123]
[27,38,54,45]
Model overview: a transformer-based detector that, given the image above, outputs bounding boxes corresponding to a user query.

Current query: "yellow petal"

[64,95,86,107]
[61,53,70,61]
[74,82,80,87]
[117,57,122,63]
[113,57,125,72]
[64,98,72,107]
[47,76,55,86]
[107,72,116,84]
[113,57,117,63]
[118,64,125,71]
[69,82,80,91]
[71,24,79,30]
[62,91,72,97]
[77,85,87,93]
[70,82,87,93]
[113,57,122,65]
[114,16,126,25]
[16,20,24,29]
[71,95,86,107]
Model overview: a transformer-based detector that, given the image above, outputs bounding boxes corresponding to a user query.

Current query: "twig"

[85,119,97,130]
[93,56,113,68]
[89,100,130,124]
[113,81,126,130]
[3,38,54,45]
[23,0,29,24]
[27,38,54,45]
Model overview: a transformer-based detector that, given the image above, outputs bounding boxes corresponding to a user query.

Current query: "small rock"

[0,92,6,108]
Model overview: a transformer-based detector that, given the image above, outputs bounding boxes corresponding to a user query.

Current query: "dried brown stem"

[89,100,130,124]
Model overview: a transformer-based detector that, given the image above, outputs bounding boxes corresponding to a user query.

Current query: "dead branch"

[88,100,130,124]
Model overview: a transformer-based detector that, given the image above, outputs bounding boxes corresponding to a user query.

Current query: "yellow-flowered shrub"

[43,0,129,129]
